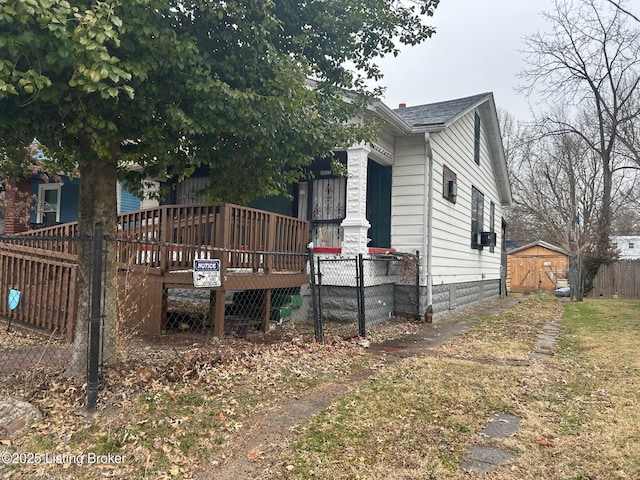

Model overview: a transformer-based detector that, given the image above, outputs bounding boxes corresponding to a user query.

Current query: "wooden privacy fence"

[0,240,78,340]
[591,260,640,299]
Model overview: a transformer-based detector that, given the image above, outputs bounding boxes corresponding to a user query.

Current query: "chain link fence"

[1,226,419,412]
[310,251,420,339]
[164,286,305,337]
[0,228,111,413]
[1,227,311,411]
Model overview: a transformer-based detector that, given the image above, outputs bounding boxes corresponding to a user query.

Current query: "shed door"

[513,256,566,292]
[513,256,536,291]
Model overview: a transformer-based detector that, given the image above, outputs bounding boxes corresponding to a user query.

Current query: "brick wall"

[3,180,33,234]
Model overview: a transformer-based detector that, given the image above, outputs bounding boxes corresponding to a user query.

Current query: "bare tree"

[499,109,540,245]
[606,0,640,22]
[519,0,640,267]
[506,116,602,250]
[612,200,640,234]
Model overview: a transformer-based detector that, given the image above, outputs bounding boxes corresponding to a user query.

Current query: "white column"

[340,144,371,255]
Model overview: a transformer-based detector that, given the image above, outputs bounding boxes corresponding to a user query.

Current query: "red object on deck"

[312,247,396,255]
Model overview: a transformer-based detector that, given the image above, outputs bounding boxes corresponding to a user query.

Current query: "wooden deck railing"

[1,203,309,339]
[10,222,80,256]
[18,203,309,273]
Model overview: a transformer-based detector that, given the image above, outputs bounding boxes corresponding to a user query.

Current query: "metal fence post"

[87,223,103,414]
[308,248,323,343]
[415,250,421,321]
[357,254,366,337]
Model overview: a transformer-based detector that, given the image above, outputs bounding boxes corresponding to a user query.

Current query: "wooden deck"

[0,204,310,338]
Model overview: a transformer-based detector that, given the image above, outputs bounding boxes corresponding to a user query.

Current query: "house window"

[297,182,308,220]
[176,176,209,205]
[37,183,61,225]
[630,242,635,249]
[442,165,457,203]
[474,112,481,165]
[489,201,495,253]
[471,186,484,249]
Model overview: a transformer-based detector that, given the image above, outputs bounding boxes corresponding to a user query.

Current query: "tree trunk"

[598,154,613,253]
[67,145,118,377]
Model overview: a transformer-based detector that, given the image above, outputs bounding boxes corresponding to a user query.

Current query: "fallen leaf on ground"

[247,449,262,460]
[535,438,555,447]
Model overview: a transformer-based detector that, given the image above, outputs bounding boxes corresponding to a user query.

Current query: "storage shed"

[507,241,571,293]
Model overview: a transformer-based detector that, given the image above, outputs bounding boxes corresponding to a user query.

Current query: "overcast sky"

[375,0,557,120]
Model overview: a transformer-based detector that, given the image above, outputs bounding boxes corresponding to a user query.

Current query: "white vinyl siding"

[612,235,640,260]
[429,110,503,285]
[391,134,427,253]
[390,108,504,285]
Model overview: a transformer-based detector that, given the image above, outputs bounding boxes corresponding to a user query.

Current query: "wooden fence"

[591,260,640,299]
[0,240,78,340]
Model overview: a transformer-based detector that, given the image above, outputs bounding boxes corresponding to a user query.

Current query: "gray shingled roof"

[393,92,491,128]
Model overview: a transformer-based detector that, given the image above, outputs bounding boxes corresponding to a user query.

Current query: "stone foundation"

[304,278,502,326]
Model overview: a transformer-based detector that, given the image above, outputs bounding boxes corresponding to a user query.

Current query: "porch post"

[341,144,371,255]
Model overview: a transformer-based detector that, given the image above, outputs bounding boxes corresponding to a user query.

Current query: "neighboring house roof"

[611,235,640,242]
[508,240,572,257]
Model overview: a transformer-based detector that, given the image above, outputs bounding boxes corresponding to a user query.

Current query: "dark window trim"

[471,186,484,249]
[442,165,457,203]
[489,201,495,253]
[473,112,481,165]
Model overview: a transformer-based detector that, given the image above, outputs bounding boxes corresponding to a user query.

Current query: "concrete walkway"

[369,294,526,358]
[205,294,531,480]
[460,313,561,476]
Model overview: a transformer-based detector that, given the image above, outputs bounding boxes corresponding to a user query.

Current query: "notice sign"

[193,259,221,287]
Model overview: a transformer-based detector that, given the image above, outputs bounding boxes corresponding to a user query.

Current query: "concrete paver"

[462,313,562,476]
[461,445,518,476]
[481,413,521,440]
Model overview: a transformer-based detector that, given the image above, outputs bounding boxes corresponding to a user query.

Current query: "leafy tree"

[0,0,440,375]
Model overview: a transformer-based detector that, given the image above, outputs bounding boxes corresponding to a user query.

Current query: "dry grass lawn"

[504,299,640,480]
[278,297,640,479]
[2,296,639,479]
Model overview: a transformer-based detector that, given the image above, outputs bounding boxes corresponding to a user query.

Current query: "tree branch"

[606,0,640,23]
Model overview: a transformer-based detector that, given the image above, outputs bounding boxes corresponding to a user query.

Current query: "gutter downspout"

[423,132,434,322]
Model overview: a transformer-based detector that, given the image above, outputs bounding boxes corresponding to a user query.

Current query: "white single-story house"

[171,92,512,321]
